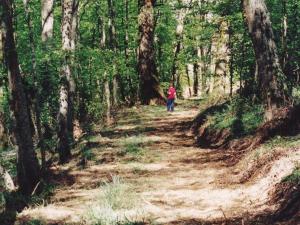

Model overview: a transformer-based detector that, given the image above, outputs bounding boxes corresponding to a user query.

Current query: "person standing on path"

[167,84,176,112]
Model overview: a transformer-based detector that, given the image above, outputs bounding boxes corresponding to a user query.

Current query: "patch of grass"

[264,135,300,149]
[30,182,56,207]
[20,220,45,225]
[130,164,147,175]
[282,168,300,184]
[246,135,300,166]
[120,136,146,157]
[83,176,144,225]
[208,97,264,137]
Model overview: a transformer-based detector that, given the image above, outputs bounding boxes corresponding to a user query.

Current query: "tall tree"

[242,0,287,120]
[41,0,54,42]
[1,0,40,195]
[107,0,118,106]
[23,0,43,156]
[58,0,78,163]
[138,0,165,104]
[40,0,54,168]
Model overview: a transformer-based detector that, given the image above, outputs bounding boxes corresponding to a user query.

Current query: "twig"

[219,207,227,224]
[31,181,41,196]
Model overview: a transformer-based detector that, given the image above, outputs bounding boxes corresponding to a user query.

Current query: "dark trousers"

[167,99,174,111]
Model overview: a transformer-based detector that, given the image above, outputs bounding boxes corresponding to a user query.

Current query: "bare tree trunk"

[138,0,165,104]
[100,16,106,48]
[193,63,199,96]
[42,0,54,42]
[40,0,54,169]
[281,0,287,70]
[58,0,77,163]
[124,0,134,104]
[104,75,112,125]
[242,0,287,120]
[107,0,119,106]
[23,0,43,158]
[228,25,234,97]
[1,0,40,195]
[186,64,193,98]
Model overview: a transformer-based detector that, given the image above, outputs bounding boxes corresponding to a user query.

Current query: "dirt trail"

[17,101,300,224]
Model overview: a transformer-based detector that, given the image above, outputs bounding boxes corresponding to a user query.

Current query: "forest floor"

[17,99,300,225]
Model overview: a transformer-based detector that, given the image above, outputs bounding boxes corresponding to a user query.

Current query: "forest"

[0,0,300,224]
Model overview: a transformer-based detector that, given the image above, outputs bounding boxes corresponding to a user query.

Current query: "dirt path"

[17,100,300,225]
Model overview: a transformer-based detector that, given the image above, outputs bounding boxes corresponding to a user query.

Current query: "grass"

[121,136,144,156]
[19,220,45,225]
[282,168,300,184]
[263,135,300,149]
[207,97,264,137]
[83,176,144,225]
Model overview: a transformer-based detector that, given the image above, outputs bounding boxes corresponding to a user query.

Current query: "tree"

[58,0,78,163]
[138,0,165,104]
[1,0,40,195]
[242,0,288,120]
[42,0,54,42]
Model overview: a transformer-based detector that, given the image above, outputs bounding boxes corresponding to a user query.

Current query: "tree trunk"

[172,6,187,86]
[228,25,234,97]
[41,0,54,42]
[1,0,40,195]
[138,0,165,104]
[242,0,287,120]
[104,75,112,125]
[40,0,54,169]
[124,0,134,104]
[23,0,43,158]
[193,63,199,96]
[107,0,119,106]
[58,0,77,163]
[281,0,287,70]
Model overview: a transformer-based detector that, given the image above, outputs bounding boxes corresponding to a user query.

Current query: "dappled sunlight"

[16,101,300,224]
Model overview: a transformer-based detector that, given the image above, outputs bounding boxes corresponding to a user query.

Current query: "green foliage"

[282,168,300,184]
[20,220,45,225]
[264,135,300,149]
[208,97,264,137]
[29,182,56,207]
[120,136,145,156]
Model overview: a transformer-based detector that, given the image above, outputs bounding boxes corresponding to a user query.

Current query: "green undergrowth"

[120,135,145,157]
[207,97,264,137]
[251,135,300,161]
[244,135,300,170]
[282,168,300,184]
[83,176,145,225]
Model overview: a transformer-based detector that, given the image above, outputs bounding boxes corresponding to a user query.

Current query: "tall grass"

[83,176,143,225]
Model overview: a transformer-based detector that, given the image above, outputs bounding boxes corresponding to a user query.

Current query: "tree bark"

[104,74,112,125]
[281,0,287,70]
[242,0,287,120]
[124,0,134,104]
[40,0,54,169]
[193,63,199,96]
[41,0,54,42]
[58,0,77,163]
[23,0,43,157]
[138,0,165,104]
[172,5,188,87]
[1,0,40,195]
[107,0,119,106]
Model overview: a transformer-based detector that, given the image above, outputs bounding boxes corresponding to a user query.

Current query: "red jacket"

[168,87,176,99]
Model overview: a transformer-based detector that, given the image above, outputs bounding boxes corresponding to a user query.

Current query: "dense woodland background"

[0,0,300,222]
